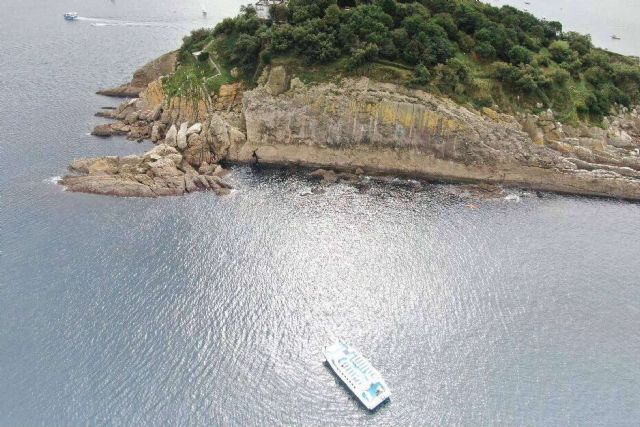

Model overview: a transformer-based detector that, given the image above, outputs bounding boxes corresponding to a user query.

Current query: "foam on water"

[44,176,62,185]
[77,16,178,29]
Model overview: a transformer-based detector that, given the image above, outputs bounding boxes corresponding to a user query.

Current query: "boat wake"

[76,17,177,29]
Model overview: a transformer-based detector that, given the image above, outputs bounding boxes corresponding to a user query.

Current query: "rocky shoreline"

[61,55,640,200]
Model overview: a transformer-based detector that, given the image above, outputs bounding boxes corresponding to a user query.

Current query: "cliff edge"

[63,63,640,200]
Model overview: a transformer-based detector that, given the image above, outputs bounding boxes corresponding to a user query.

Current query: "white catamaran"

[323,341,391,410]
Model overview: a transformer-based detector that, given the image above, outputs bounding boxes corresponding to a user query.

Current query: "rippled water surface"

[2,1,640,425]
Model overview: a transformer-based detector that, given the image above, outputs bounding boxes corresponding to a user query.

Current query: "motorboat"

[64,12,78,21]
[323,341,391,410]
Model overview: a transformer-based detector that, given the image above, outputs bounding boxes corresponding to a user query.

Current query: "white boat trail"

[75,17,179,29]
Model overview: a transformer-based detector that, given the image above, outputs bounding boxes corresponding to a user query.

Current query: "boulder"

[265,66,290,96]
[150,104,163,121]
[164,124,177,147]
[151,122,165,142]
[144,144,178,159]
[193,175,211,190]
[91,124,113,137]
[184,175,198,193]
[208,175,233,189]
[177,122,188,150]
[184,133,211,167]
[69,157,102,174]
[88,157,119,175]
[124,111,139,125]
[608,129,636,148]
[212,165,230,177]
[199,162,215,175]
[186,122,202,136]
[148,158,182,177]
[520,116,544,145]
[166,153,183,166]
[310,168,337,183]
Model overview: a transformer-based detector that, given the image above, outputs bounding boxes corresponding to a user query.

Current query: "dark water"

[2,1,640,425]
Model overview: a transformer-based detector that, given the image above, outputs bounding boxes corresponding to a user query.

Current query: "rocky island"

[62,0,640,199]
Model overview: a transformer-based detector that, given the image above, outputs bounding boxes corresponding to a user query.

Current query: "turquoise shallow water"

[1,1,640,425]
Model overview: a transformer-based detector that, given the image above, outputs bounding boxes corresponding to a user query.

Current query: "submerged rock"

[309,168,337,183]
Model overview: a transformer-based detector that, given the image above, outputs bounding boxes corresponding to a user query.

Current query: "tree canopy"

[177,0,640,123]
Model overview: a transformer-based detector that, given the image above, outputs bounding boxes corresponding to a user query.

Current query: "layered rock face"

[234,70,640,199]
[66,59,640,199]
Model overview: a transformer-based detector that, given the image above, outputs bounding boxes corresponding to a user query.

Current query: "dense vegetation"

[175,0,640,124]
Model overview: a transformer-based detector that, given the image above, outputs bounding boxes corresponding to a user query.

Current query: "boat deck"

[324,342,390,410]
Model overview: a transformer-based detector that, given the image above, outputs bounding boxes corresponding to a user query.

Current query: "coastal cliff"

[63,63,640,199]
[234,69,640,199]
[96,51,178,98]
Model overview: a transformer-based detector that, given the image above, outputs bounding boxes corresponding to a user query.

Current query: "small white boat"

[202,8,207,17]
[64,12,78,21]
[611,34,621,40]
[323,341,391,410]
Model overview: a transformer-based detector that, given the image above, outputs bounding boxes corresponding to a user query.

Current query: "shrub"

[346,43,380,70]
[214,17,235,35]
[564,32,592,55]
[584,66,609,88]
[259,49,272,65]
[549,67,571,86]
[475,42,496,60]
[270,24,295,52]
[436,57,471,92]
[231,34,261,69]
[411,63,432,85]
[533,51,551,67]
[548,40,573,63]
[508,45,532,65]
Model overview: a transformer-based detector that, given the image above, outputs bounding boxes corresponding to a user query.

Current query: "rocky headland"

[63,59,640,200]
[96,51,178,98]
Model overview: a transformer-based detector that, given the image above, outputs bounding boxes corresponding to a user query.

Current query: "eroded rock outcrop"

[61,144,233,197]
